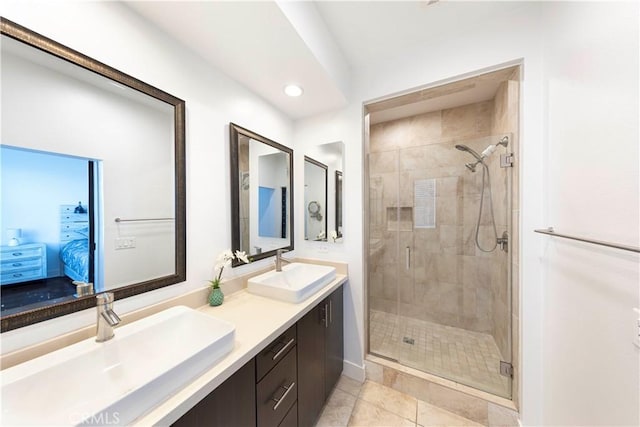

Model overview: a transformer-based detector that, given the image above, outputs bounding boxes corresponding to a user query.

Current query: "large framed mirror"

[230,123,293,266]
[304,156,328,242]
[0,18,186,332]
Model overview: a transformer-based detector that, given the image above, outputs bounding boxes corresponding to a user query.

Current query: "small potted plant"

[209,249,250,306]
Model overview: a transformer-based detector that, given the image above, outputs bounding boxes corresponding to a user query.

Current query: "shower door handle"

[405,246,410,270]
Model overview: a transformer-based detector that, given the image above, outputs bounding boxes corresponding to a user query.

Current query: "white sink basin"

[247,262,337,303]
[1,305,234,426]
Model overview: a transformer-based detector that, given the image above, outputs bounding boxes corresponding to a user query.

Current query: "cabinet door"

[172,359,256,427]
[296,303,326,427]
[324,285,344,400]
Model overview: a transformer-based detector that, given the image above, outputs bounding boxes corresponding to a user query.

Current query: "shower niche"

[366,66,520,401]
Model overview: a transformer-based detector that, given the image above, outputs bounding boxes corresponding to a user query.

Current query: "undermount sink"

[1,305,234,426]
[247,262,337,303]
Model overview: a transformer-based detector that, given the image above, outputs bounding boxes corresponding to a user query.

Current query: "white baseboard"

[342,359,366,382]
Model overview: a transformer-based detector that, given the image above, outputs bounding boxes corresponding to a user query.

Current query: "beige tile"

[316,388,358,427]
[365,360,384,383]
[348,399,416,427]
[359,381,417,421]
[418,400,483,427]
[487,403,519,427]
[337,375,364,397]
[424,382,489,425]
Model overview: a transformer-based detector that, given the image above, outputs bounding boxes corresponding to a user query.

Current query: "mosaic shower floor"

[369,309,510,398]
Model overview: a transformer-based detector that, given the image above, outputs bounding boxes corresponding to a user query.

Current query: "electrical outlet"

[318,245,329,254]
[115,237,136,250]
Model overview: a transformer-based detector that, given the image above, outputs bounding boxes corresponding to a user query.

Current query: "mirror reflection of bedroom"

[1,145,98,315]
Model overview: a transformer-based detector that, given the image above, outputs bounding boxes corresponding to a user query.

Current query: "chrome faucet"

[274,249,292,272]
[96,292,121,342]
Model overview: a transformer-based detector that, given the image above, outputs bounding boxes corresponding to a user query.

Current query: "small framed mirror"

[304,156,328,241]
[304,142,344,243]
[230,123,293,265]
[335,170,343,239]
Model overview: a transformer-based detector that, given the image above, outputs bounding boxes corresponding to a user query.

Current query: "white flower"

[235,250,250,264]
[217,249,234,262]
[211,248,251,284]
[329,230,338,242]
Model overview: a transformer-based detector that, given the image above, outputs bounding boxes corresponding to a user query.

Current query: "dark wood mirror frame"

[304,156,328,242]
[0,17,186,332]
[229,123,293,267]
[335,170,343,239]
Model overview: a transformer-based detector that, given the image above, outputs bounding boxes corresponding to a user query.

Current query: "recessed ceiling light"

[284,84,303,97]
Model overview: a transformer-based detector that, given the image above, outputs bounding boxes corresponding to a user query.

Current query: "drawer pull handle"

[12,263,22,267]
[271,382,295,411]
[271,338,295,361]
[12,252,23,256]
[12,273,23,278]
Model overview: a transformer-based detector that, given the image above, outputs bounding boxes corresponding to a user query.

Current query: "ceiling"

[125,1,525,121]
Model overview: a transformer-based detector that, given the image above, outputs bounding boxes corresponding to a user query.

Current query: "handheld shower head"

[455,144,483,161]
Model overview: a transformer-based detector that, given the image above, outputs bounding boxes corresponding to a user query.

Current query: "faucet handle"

[96,292,115,305]
[276,248,289,255]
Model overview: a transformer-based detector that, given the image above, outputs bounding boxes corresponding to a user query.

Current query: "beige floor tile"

[348,399,416,427]
[359,381,417,421]
[487,403,519,427]
[316,388,358,427]
[417,401,483,427]
[337,375,364,397]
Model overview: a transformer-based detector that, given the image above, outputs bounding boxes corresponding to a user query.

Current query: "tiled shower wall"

[369,82,519,373]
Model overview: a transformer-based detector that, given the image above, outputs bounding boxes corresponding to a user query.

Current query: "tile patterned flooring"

[369,310,509,398]
[316,376,510,427]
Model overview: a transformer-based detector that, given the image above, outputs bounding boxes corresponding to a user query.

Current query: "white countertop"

[134,274,347,426]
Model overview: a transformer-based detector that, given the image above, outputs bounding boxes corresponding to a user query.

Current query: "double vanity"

[1,261,347,426]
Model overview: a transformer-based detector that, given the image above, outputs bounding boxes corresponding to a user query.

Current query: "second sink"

[247,262,337,303]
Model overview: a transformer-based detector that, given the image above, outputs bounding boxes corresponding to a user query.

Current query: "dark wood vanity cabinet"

[256,325,298,427]
[297,285,344,427]
[173,284,343,427]
[172,358,256,427]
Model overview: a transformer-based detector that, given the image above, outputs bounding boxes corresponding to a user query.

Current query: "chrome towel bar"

[534,227,639,253]
[114,217,174,223]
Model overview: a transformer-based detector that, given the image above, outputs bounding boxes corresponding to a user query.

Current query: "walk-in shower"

[366,69,519,400]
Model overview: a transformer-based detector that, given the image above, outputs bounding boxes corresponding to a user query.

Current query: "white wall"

[1,1,294,352]
[540,2,639,425]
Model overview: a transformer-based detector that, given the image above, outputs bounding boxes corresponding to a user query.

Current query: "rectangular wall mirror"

[304,156,328,241]
[0,18,186,332]
[304,142,344,243]
[230,123,293,265]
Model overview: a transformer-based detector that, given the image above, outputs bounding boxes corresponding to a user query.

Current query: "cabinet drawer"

[61,213,87,222]
[1,268,44,284]
[61,222,88,232]
[0,246,43,261]
[278,401,297,427]
[256,324,296,382]
[256,347,297,427]
[60,231,87,242]
[1,258,42,272]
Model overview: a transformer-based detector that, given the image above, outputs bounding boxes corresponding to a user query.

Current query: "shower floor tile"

[369,309,510,397]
